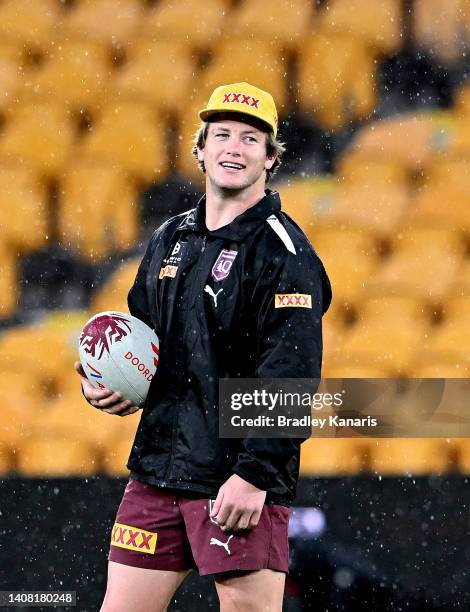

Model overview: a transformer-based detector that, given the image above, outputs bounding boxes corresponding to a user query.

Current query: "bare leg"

[100,561,189,612]
[215,569,285,612]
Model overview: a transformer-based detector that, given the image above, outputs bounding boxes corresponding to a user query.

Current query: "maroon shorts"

[108,479,290,576]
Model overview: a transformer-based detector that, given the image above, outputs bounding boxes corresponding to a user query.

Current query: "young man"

[76,82,331,611]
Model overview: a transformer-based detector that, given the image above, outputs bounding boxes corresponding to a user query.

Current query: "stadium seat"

[0,103,76,176]
[351,112,452,171]
[102,436,134,476]
[454,82,470,116]
[113,39,196,113]
[25,39,112,109]
[318,0,402,56]
[0,42,24,110]
[409,361,470,378]
[276,176,337,238]
[175,93,212,182]
[367,226,463,302]
[322,365,392,378]
[300,438,368,475]
[58,162,140,261]
[17,436,99,476]
[338,295,431,374]
[336,152,409,186]
[0,164,48,253]
[77,101,168,181]
[297,31,376,130]
[322,181,409,237]
[0,0,62,48]
[0,244,18,318]
[409,158,470,234]
[60,0,144,46]
[142,0,229,48]
[369,439,451,475]
[310,225,380,308]
[227,0,314,49]
[200,39,288,111]
[456,439,470,473]
[413,0,468,64]
[0,323,78,394]
[90,257,140,313]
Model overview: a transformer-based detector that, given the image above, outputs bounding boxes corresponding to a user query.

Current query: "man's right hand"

[74,361,140,417]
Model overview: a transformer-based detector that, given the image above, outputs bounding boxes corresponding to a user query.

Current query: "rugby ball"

[78,311,159,406]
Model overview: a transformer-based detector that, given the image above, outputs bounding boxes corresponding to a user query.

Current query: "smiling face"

[197,116,276,194]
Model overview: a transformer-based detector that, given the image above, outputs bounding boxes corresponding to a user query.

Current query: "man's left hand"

[210,474,266,532]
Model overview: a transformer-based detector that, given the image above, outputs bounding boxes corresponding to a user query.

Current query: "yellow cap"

[199,82,278,137]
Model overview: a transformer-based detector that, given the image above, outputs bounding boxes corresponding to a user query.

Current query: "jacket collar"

[176,189,281,242]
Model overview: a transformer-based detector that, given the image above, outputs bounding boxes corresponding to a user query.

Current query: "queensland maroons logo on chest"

[79,314,132,360]
[212,249,238,282]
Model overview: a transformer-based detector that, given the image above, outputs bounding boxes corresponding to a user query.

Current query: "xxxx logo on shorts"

[111,522,158,555]
[159,265,178,279]
[275,294,312,309]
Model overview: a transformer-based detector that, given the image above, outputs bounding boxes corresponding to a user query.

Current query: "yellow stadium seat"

[0,443,13,474]
[339,295,430,374]
[369,438,451,475]
[0,245,17,318]
[297,31,376,130]
[351,112,452,171]
[413,0,468,64]
[454,82,470,116]
[175,94,213,182]
[0,103,76,176]
[0,164,48,253]
[227,0,314,49]
[58,162,140,262]
[90,257,140,313]
[451,260,470,296]
[0,323,78,393]
[336,152,409,186]
[102,436,134,476]
[17,436,99,476]
[409,360,470,378]
[0,0,62,48]
[0,42,24,110]
[318,0,402,55]
[26,39,112,108]
[78,101,168,181]
[322,181,409,236]
[368,226,463,302]
[409,159,470,233]
[142,0,228,47]
[322,365,392,378]
[61,0,144,46]
[456,439,470,472]
[300,438,368,475]
[200,39,288,111]
[113,40,196,113]
[310,225,380,307]
[276,176,337,238]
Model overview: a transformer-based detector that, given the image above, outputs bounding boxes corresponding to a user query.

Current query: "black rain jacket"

[127,189,332,505]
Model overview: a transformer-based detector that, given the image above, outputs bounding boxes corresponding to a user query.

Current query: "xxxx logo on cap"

[199,82,279,137]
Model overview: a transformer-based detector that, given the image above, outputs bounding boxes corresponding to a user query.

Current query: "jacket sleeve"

[232,243,331,494]
[127,232,158,329]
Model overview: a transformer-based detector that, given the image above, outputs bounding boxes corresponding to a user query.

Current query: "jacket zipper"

[164,232,207,481]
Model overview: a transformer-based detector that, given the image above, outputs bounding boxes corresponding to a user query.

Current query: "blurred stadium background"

[1,0,470,610]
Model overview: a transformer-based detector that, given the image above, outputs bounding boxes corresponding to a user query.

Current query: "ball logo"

[79,314,131,360]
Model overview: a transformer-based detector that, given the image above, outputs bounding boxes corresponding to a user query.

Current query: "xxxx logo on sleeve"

[111,522,158,554]
[275,294,312,309]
